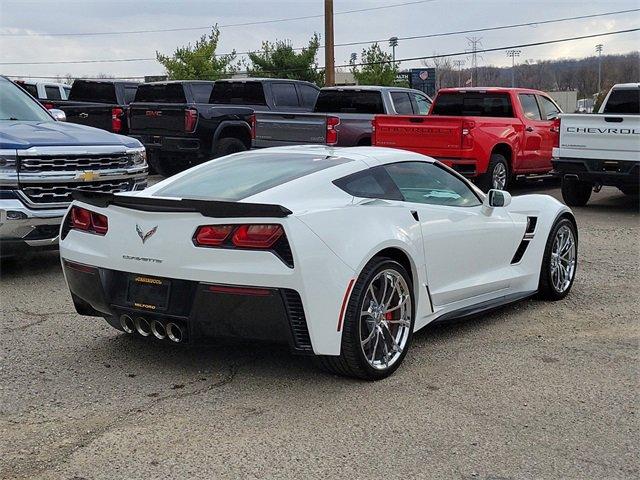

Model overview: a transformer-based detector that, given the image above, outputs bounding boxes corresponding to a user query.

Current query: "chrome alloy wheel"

[550,225,576,293]
[359,269,412,370]
[492,162,507,190]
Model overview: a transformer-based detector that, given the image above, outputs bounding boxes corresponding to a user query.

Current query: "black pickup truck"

[47,80,139,135]
[128,81,255,176]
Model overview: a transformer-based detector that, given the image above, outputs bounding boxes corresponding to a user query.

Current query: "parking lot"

[0,182,637,480]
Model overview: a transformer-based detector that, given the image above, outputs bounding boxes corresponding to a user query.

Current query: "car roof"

[321,85,425,93]
[610,83,640,90]
[216,78,320,88]
[437,87,547,95]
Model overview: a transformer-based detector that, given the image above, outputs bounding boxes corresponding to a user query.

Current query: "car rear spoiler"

[72,190,292,218]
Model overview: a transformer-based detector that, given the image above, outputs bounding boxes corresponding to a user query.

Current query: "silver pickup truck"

[253,86,432,148]
[1,76,148,255]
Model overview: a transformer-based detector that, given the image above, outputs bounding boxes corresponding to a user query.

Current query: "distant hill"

[429,52,639,98]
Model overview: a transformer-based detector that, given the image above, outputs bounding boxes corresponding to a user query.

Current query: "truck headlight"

[126,147,147,167]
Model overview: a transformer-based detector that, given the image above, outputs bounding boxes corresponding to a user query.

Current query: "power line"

[2,8,636,65]
[0,0,435,37]
[5,27,638,80]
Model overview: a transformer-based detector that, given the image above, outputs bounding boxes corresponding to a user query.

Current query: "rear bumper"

[62,260,313,354]
[552,157,640,187]
[131,135,203,156]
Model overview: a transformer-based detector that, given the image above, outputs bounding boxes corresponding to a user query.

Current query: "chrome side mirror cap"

[49,109,66,122]
[483,189,512,209]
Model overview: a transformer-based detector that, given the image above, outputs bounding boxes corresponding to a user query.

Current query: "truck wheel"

[476,154,509,192]
[537,217,577,301]
[212,138,247,158]
[147,155,186,178]
[561,177,592,206]
[316,257,415,380]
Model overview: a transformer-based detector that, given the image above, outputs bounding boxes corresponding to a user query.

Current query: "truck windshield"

[135,83,187,103]
[602,89,640,114]
[69,81,117,103]
[209,82,267,105]
[432,92,514,117]
[156,151,351,201]
[314,90,384,114]
[0,78,52,122]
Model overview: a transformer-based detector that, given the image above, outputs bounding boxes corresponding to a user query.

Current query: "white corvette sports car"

[60,146,577,380]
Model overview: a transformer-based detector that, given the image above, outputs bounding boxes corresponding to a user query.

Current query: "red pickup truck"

[372,87,562,191]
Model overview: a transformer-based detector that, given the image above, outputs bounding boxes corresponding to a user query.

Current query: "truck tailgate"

[59,104,116,131]
[557,113,640,161]
[129,103,189,136]
[373,115,463,151]
[254,112,326,147]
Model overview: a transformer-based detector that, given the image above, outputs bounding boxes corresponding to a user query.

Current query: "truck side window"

[190,83,214,103]
[44,85,62,100]
[537,95,561,120]
[413,93,432,114]
[272,83,300,108]
[298,84,319,108]
[391,92,413,114]
[519,94,542,121]
[385,161,481,207]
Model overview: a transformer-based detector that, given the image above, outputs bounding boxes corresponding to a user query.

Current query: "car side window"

[413,93,432,114]
[385,162,481,207]
[519,94,542,121]
[44,85,62,100]
[537,95,561,120]
[297,84,319,108]
[190,83,214,103]
[272,82,300,108]
[333,166,403,200]
[391,92,413,114]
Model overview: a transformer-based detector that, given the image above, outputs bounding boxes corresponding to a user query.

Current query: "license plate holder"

[126,275,171,311]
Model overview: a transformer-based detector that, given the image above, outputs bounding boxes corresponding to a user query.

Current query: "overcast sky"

[1,0,638,81]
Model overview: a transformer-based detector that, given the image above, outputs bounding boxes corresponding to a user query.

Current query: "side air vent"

[511,240,530,264]
[511,216,538,264]
[281,289,312,353]
[525,216,537,235]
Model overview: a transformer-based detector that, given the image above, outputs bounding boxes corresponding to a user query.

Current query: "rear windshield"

[602,88,640,114]
[209,82,266,105]
[156,152,352,201]
[135,83,187,103]
[19,83,39,98]
[69,81,117,103]
[432,92,514,117]
[314,90,384,114]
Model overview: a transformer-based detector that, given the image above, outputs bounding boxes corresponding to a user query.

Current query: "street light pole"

[595,44,603,93]
[389,37,398,63]
[506,49,521,87]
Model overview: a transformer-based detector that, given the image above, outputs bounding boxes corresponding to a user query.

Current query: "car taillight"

[185,108,198,133]
[194,225,234,246]
[371,118,376,145]
[69,206,108,235]
[461,120,475,149]
[249,114,256,140]
[43,102,54,110]
[111,107,123,133]
[193,224,283,249]
[326,116,340,145]
[552,118,561,148]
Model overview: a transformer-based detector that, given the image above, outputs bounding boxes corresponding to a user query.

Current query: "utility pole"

[466,36,482,87]
[389,37,398,63]
[453,59,465,87]
[506,49,521,87]
[595,44,603,94]
[324,0,335,87]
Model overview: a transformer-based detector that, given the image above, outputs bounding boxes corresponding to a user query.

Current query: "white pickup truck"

[552,83,639,206]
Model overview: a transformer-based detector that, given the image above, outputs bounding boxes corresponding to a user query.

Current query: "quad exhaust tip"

[166,323,183,343]
[150,320,167,340]
[120,314,135,334]
[134,317,151,337]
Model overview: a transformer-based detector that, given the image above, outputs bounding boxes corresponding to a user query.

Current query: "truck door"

[536,95,562,169]
[518,93,549,171]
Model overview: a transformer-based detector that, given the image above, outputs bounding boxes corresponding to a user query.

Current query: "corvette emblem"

[75,170,99,182]
[136,224,158,244]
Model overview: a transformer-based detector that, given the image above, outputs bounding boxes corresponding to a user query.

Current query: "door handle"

[525,126,534,132]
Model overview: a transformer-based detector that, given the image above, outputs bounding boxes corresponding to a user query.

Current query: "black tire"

[476,154,510,192]
[212,137,247,158]
[147,155,186,178]
[537,217,578,301]
[316,257,415,380]
[619,185,639,196]
[561,177,592,206]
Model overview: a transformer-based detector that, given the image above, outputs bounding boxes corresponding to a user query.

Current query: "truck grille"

[19,154,132,173]
[22,180,133,204]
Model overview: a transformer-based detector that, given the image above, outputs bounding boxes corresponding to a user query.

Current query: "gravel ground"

[1,183,638,480]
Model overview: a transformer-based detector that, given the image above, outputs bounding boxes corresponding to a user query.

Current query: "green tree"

[156,27,236,80]
[247,34,322,84]
[351,43,399,86]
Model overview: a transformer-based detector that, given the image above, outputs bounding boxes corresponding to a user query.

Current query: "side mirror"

[49,109,66,122]
[483,189,512,210]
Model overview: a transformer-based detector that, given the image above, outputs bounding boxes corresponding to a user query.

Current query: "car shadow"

[0,249,62,278]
